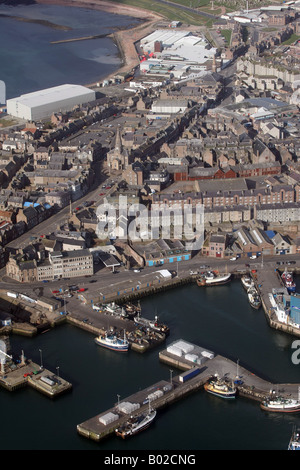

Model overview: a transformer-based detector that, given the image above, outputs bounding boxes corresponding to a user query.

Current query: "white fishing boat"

[247,286,262,309]
[260,395,300,413]
[115,403,156,438]
[94,330,129,352]
[288,427,300,450]
[241,275,254,291]
[197,271,231,287]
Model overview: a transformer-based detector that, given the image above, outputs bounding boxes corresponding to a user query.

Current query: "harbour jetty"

[77,339,300,443]
[0,359,72,397]
[50,33,109,44]
[248,265,300,338]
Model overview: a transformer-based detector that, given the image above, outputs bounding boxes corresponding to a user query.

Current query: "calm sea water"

[3,277,300,451]
[0,3,141,98]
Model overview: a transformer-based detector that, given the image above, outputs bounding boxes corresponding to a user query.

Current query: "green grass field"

[107,0,223,26]
[282,33,300,45]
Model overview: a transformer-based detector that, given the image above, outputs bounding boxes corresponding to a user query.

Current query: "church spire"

[114,124,122,154]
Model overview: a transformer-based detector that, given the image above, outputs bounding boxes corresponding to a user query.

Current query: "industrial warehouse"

[6,84,96,121]
[139,29,217,79]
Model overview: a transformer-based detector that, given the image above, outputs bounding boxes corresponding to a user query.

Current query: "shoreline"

[34,0,164,85]
[34,0,162,20]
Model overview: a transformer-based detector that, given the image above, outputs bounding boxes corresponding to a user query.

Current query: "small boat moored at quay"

[94,330,129,352]
[260,395,300,413]
[115,406,157,439]
[288,427,300,450]
[204,374,237,399]
[197,271,231,287]
[247,286,262,309]
[281,270,296,293]
[134,313,170,336]
[241,275,254,291]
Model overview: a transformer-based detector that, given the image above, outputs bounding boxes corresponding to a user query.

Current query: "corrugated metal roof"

[8,84,95,108]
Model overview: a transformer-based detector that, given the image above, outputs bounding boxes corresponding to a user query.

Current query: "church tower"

[106,124,130,174]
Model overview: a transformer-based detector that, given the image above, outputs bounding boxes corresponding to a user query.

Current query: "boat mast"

[236,358,239,379]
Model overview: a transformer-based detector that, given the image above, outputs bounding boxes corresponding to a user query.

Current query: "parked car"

[250,255,257,259]
[230,257,237,261]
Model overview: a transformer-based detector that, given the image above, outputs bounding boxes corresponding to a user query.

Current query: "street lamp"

[170,369,173,386]
[39,349,43,369]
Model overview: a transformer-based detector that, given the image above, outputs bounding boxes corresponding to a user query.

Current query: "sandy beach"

[34,0,163,83]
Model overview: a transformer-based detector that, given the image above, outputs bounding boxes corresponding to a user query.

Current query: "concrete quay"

[77,346,300,443]
[251,265,300,338]
[67,314,166,354]
[0,360,72,397]
[50,33,108,44]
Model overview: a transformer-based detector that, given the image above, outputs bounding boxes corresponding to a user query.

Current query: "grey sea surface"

[0,3,141,98]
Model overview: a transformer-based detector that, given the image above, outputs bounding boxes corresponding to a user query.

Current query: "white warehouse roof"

[7,84,96,121]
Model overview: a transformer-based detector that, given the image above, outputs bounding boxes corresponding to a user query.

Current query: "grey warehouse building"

[6,84,96,121]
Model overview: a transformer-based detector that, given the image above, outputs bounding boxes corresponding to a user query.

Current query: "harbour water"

[0,3,142,99]
[3,277,300,450]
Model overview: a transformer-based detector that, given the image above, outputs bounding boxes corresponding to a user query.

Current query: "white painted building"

[7,84,96,121]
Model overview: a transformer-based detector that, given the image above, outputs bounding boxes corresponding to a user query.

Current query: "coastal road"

[1,252,299,308]
[1,252,298,336]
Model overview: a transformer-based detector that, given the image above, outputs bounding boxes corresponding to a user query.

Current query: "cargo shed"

[6,84,96,121]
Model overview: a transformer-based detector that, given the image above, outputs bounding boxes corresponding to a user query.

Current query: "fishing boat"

[204,374,237,399]
[103,302,123,314]
[260,395,300,413]
[197,271,231,287]
[115,405,156,438]
[247,286,262,309]
[288,427,300,450]
[241,275,254,291]
[134,313,170,336]
[94,330,129,352]
[281,270,296,293]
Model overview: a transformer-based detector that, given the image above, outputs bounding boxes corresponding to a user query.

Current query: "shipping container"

[179,366,200,383]
[40,375,55,386]
[99,412,119,425]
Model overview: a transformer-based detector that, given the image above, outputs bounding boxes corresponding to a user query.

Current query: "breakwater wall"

[50,33,109,44]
